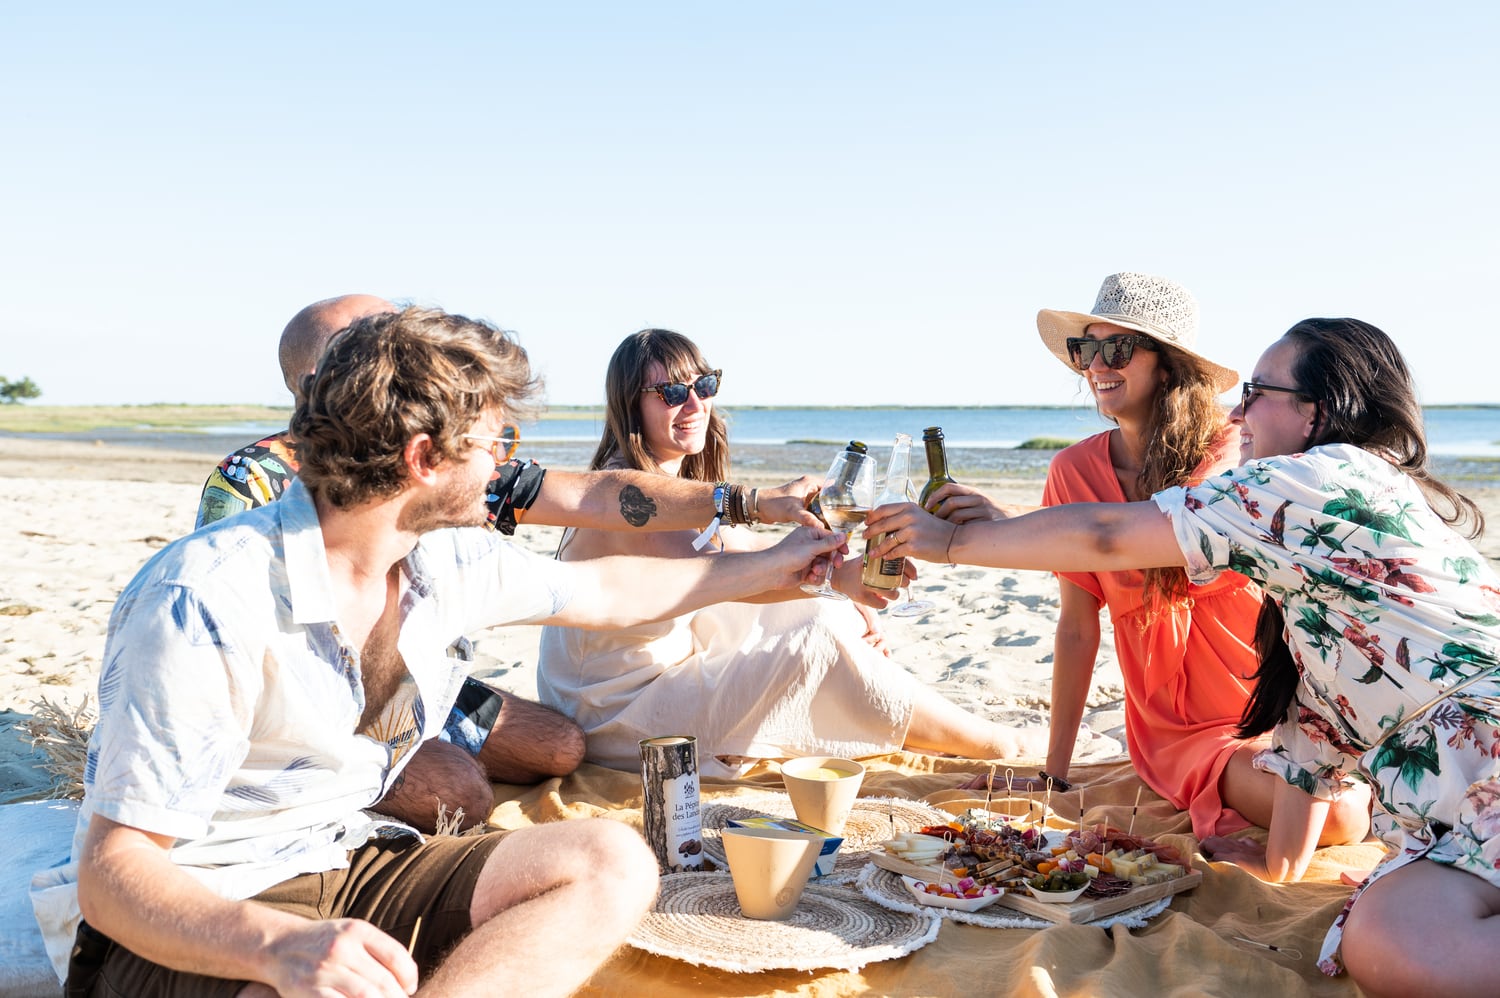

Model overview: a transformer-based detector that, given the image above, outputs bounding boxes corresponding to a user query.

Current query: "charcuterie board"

[868,849,1200,924]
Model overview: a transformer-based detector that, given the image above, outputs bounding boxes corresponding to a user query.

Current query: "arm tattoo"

[619,485,659,528]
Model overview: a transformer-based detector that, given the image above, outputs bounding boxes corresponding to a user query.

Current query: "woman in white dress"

[537,329,1045,778]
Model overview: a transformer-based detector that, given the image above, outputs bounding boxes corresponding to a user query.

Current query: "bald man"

[196,294,822,832]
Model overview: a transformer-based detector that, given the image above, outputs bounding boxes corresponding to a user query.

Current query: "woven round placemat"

[700,792,950,885]
[856,863,1172,929]
[628,871,941,973]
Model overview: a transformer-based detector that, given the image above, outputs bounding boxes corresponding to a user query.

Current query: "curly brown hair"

[291,306,543,508]
[1097,341,1232,606]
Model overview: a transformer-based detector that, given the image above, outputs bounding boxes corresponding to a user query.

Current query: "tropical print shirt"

[195,430,547,535]
[30,481,573,980]
[1154,443,1500,974]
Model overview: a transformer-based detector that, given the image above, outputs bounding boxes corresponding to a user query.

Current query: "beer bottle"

[918,426,957,510]
[861,433,913,590]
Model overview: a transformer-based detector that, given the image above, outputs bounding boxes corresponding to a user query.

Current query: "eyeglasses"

[1065,334,1156,371]
[641,370,722,407]
[1239,381,1308,414]
[463,424,521,464]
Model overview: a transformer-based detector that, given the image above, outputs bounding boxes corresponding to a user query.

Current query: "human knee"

[1322,785,1373,845]
[542,716,588,777]
[575,820,660,908]
[382,740,493,832]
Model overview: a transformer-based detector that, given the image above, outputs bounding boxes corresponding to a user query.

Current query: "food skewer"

[1078,786,1085,832]
[983,763,997,820]
[1043,775,1053,831]
[408,915,422,957]
[1232,936,1303,960]
[1127,786,1142,838]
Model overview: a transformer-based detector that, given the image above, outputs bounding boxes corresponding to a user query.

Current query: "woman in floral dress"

[867,317,1498,997]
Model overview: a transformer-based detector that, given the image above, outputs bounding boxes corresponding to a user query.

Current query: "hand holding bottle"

[863,501,958,567]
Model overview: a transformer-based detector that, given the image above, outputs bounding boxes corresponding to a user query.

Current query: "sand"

[4,435,1499,805]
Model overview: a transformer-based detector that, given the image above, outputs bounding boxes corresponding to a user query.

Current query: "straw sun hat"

[1036,272,1238,393]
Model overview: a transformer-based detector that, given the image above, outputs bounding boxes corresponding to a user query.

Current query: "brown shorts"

[65,831,506,998]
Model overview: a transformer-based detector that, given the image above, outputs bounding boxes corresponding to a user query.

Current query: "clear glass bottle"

[861,433,913,591]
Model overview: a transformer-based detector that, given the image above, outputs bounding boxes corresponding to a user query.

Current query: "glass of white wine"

[800,445,875,601]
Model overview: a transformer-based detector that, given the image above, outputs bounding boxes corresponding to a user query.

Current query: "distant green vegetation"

[1017,437,1078,450]
[788,438,845,447]
[0,403,291,434]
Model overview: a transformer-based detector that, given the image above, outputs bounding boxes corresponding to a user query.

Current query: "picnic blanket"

[489,752,1385,998]
[2,755,1384,997]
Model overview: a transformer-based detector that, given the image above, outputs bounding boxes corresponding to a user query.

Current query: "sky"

[3,3,1497,409]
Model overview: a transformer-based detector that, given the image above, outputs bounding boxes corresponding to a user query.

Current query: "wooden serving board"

[992,869,1203,924]
[868,849,950,882]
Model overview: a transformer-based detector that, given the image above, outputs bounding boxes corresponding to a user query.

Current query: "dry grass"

[18,695,95,801]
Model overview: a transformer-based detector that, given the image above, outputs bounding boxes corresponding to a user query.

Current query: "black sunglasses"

[642,370,722,407]
[1240,381,1310,414]
[1065,334,1156,371]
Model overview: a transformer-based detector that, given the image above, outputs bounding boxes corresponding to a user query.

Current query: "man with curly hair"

[37,306,845,997]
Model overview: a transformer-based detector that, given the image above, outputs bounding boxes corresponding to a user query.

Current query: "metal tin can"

[639,735,703,873]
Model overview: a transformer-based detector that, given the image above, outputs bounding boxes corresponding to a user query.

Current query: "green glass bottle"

[918,426,956,510]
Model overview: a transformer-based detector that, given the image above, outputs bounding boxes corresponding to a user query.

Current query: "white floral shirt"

[30,480,572,980]
[1155,444,1500,974]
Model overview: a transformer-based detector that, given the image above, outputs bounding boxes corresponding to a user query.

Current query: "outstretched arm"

[545,525,847,629]
[78,816,417,997]
[529,471,822,531]
[865,500,1186,574]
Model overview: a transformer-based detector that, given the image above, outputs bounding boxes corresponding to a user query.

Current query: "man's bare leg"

[376,740,494,832]
[419,819,659,997]
[476,689,587,784]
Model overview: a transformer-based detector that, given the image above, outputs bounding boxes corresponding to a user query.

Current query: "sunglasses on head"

[642,370,722,407]
[1065,334,1157,371]
[462,423,521,464]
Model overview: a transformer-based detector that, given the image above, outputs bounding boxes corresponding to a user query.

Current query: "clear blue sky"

[4,3,1496,408]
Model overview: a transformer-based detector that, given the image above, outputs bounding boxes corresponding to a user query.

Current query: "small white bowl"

[900,875,1005,912]
[1024,881,1088,903]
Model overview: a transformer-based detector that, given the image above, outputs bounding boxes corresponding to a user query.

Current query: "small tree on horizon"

[0,376,42,404]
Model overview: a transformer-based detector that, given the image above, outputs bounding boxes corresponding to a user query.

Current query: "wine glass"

[888,476,936,617]
[800,446,875,600]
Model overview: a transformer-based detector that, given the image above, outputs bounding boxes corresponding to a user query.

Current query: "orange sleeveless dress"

[1044,431,1266,837]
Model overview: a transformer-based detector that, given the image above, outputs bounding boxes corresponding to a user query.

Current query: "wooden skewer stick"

[1127,786,1143,838]
[1232,936,1304,960]
[1078,786,1085,832]
[408,915,423,957]
[1043,776,1053,830]
[983,764,997,820]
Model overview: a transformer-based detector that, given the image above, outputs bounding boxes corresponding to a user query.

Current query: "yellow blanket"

[489,753,1385,997]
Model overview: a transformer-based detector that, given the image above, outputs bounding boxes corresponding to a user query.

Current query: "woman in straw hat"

[942,273,1370,844]
[868,317,1498,994]
[536,328,1046,778]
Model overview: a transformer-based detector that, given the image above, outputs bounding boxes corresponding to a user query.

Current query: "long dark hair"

[1238,318,1485,736]
[588,328,730,482]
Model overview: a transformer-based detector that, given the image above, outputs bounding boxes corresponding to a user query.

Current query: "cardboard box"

[725,815,844,878]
